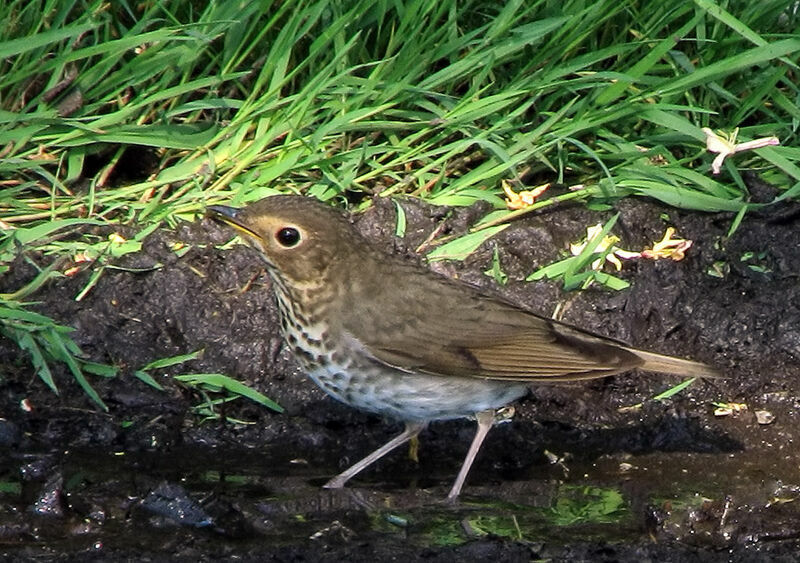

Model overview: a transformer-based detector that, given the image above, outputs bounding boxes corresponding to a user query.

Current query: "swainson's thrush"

[209,195,719,500]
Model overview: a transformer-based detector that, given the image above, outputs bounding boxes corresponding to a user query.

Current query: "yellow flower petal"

[502,180,550,209]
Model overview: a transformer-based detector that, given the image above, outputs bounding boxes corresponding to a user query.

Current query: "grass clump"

[1,0,798,405]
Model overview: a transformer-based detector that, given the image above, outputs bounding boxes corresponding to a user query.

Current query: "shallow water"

[2,414,798,561]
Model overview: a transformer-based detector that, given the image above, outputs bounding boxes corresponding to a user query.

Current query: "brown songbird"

[208,195,719,499]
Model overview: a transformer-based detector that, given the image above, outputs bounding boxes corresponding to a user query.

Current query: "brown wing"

[347,264,644,382]
[364,312,643,382]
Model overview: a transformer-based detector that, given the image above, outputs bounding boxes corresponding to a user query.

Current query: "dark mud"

[1,190,799,561]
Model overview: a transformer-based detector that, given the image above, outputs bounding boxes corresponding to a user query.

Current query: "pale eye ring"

[275,227,301,247]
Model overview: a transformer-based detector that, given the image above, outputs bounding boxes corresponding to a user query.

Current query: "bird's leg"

[447,410,495,501]
[324,421,427,489]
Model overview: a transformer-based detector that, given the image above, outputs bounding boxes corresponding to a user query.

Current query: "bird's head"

[208,195,360,287]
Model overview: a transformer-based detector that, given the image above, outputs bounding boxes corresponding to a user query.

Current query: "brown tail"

[629,348,723,378]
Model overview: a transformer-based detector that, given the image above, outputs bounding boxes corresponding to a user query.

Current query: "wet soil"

[1,189,799,561]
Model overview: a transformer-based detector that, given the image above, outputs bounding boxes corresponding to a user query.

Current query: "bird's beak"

[207,205,260,239]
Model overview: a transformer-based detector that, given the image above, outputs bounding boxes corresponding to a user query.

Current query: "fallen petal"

[733,136,780,153]
[755,410,775,425]
[711,153,727,175]
[703,127,735,154]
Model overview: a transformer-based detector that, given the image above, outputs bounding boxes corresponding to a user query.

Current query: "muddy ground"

[1,185,799,561]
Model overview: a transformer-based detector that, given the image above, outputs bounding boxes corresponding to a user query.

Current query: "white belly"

[306,364,528,422]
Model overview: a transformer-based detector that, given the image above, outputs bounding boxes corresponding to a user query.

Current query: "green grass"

[175,373,284,421]
[1,0,798,406]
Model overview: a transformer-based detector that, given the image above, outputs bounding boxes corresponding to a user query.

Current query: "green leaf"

[140,350,203,371]
[527,257,575,281]
[133,370,165,391]
[0,21,98,58]
[652,38,800,97]
[0,263,62,301]
[108,240,142,258]
[393,199,407,238]
[41,329,107,411]
[2,219,106,247]
[82,361,119,378]
[55,123,221,150]
[75,267,105,302]
[625,182,745,212]
[175,373,283,413]
[483,246,508,286]
[563,214,620,281]
[16,331,58,394]
[651,378,697,401]
[590,271,630,291]
[427,225,509,262]
[550,485,627,526]
[0,306,62,326]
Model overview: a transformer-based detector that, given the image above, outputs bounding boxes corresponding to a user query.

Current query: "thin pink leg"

[324,421,427,489]
[447,410,494,500]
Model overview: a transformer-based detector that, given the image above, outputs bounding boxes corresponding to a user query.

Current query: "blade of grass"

[174,373,283,413]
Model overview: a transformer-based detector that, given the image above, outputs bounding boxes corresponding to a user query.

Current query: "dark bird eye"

[275,227,301,247]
